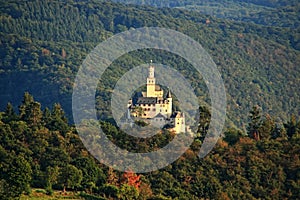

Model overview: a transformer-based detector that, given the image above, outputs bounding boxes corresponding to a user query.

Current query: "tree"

[0,151,32,199]
[121,170,141,189]
[99,184,119,199]
[48,103,69,136]
[40,147,70,170]
[19,93,43,127]
[0,123,16,152]
[259,114,274,140]
[224,127,243,145]
[58,164,82,193]
[42,107,52,126]
[106,167,119,186]
[247,105,262,140]
[2,102,17,123]
[284,114,300,138]
[45,166,59,194]
[19,92,34,118]
[271,119,287,139]
[27,101,43,127]
[9,120,28,143]
[197,105,211,139]
[139,181,153,200]
[72,156,105,193]
[118,184,139,200]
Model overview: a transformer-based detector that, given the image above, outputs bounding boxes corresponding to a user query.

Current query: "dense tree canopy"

[0,0,299,199]
[113,0,300,28]
[0,93,299,199]
[0,0,299,128]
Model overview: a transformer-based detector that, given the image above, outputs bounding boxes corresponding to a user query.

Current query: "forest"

[0,0,299,129]
[113,0,300,28]
[0,93,299,199]
[0,0,299,199]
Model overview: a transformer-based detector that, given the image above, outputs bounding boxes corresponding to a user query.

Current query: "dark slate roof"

[166,89,172,98]
[170,111,183,118]
[137,97,157,104]
[153,113,166,119]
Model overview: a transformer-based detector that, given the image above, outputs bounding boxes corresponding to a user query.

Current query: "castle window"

[148,104,151,106]
[165,110,167,112]
[153,108,156,111]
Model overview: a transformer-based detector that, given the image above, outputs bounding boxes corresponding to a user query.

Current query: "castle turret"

[172,111,185,134]
[146,65,156,97]
[166,88,172,117]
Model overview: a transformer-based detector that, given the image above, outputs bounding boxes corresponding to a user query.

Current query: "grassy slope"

[20,189,82,200]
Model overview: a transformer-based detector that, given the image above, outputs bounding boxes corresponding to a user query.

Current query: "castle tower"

[146,64,156,97]
[166,88,172,117]
[173,112,185,134]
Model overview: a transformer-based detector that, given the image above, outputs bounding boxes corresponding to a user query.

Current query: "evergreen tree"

[19,92,42,127]
[2,102,17,123]
[42,107,52,126]
[247,105,262,140]
[284,114,300,138]
[259,114,274,140]
[72,156,105,192]
[48,103,69,136]
[197,105,211,139]
[0,152,32,199]
[19,92,34,118]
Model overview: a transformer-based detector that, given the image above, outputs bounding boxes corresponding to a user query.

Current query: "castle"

[127,64,186,134]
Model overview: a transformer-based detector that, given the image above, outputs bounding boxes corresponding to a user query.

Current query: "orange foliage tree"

[121,170,141,189]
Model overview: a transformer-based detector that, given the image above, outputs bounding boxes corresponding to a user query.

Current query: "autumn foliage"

[121,170,141,189]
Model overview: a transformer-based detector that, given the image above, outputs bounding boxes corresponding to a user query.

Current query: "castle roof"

[155,85,162,91]
[170,111,184,118]
[166,89,172,98]
[137,97,157,104]
[153,113,167,119]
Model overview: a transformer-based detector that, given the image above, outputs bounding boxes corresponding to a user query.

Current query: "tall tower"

[166,88,172,117]
[146,64,156,97]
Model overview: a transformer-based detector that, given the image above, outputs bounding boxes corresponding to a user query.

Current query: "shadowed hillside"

[0,0,299,127]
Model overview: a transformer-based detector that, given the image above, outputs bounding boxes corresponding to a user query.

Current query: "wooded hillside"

[0,0,299,128]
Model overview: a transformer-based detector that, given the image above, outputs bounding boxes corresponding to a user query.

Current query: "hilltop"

[0,1,300,199]
[113,0,300,28]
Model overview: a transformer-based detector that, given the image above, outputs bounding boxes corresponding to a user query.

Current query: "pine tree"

[19,92,43,127]
[197,105,211,139]
[19,92,34,118]
[284,114,299,138]
[48,103,69,136]
[247,105,262,140]
[3,102,17,123]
